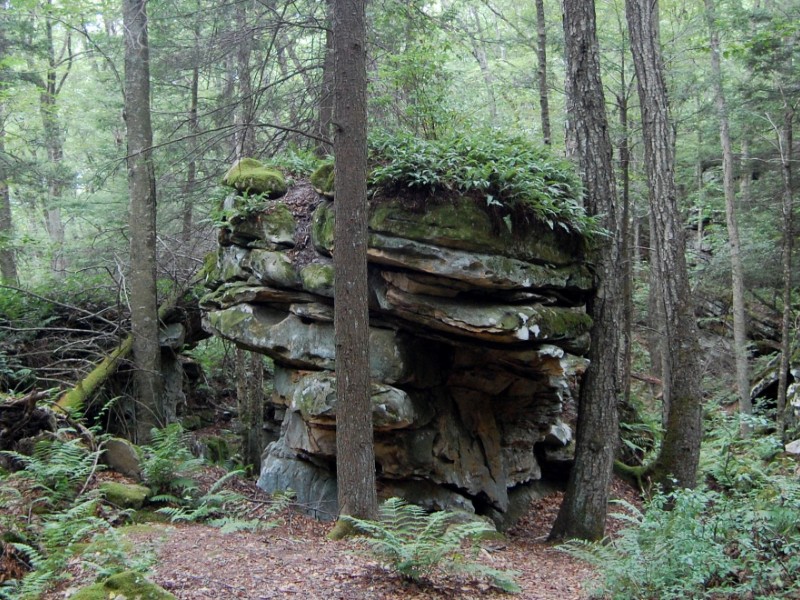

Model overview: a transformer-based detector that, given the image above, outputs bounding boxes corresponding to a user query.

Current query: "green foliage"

[1,431,98,508]
[367,131,593,235]
[342,498,520,593]
[264,148,322,178]
[564,410,800,599]
[139,424,203,497]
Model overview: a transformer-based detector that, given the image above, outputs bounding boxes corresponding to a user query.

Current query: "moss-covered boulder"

[100,482,151,509]
[70,570,176,600]
[222,158,287,197]
[310,161,334,197]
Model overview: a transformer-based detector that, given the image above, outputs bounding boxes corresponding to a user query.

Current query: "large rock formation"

[202,176,593,526]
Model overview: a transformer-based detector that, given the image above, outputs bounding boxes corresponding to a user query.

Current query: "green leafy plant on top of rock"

[367,131,595,236]
[342,497,520,593]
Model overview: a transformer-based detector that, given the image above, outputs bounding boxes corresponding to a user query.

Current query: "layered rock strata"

[202,180,593,525]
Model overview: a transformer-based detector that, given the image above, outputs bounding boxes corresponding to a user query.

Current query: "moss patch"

[70,570,176,600]
[311,201,335,254]
[100,482,151,509]
[223,158,287,198]
[300,263,334,295]
[310,161,334,196]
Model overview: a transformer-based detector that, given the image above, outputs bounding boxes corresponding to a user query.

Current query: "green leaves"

[367,130,593,235]
[342,497,520,593]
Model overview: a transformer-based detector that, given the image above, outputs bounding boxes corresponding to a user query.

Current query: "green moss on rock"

[311,201,335,254]
[70,570,176,600]
[222,158,287,197]
[100,482,151,509]
[300,263,334,296]
[310,161,334,196]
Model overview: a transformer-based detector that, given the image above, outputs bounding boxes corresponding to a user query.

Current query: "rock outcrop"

[202,177,593,526]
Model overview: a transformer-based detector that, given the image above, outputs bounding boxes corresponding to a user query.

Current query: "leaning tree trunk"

[704,0,751,435]
[626,0,702,490]
[331,0,378,527]
[549,0,623,542]
[124,0,163,443]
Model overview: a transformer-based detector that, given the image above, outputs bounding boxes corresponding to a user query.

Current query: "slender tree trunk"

[235,346,265,473]
[0,82,17,283]
[468,6,498,126]
[626,0,702,489]
[124,0,163,443]
[617,31,633,409]
[39,11,69,277]
[535,0,552,145]
[317,0,335,156]
[180,18,201,254]
[235,0,257,158]
[332,0,377,523]
[777,104,794,436]
[704,0,751,435]
[549,0,622,542]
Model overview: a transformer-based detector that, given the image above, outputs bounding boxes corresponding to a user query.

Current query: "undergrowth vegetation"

[565,408,800,600]
[0,422,286,598]
[367,131,594,235]
[343,497,521,593]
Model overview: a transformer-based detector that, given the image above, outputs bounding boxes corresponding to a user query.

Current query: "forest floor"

[47,473,638,600]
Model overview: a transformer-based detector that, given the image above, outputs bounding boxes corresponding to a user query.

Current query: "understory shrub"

[565,412,800,599]
[343,497,520,593]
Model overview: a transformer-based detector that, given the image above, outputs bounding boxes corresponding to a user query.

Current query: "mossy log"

[56,335,134,414]
[56,300,178,414]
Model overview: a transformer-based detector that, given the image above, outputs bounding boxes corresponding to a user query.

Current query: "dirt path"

[117,492,597,600]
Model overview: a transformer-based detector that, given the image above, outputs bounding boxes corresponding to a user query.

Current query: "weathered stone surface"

[370,197,585,266]
[300,262,334,297]
[258,437,339,520]
[245,249,301,288]
[204,305,422,383]
[204,175,594,525]
[369,233,592,295]
[228,201,295,247]
[102,438,141,480]
[99,482,150,509]
[373,277,592,346]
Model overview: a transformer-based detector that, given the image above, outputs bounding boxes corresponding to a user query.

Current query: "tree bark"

[549,0,622,542]
[332,0,377,522]
[317,0,335,156]
[235,346,265,474]
[124,0,163,443]
[777,104,794,436]
[535,0,552,145]
[626,0,702,489]
[704,0,751,435]
[0,103,16,285]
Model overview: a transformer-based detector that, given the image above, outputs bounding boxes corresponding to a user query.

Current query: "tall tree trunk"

[549,0,622,542]
[777,104,794,436]
[39,8,69,277]
[0,37,17,284]
[180,14,201,255]
[332,0,377,524]
[704,0,751,435]
[626,0,702,489]
[124,0,163,443]
[235,346,265,473]
[468,6,498,126]
[534,0,552,145]
[317,0,335,156]
[235,0,257,158]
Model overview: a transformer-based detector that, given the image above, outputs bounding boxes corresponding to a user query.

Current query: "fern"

[1,432,99,507]
[139,423,203,496]
[343,497,520,593]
